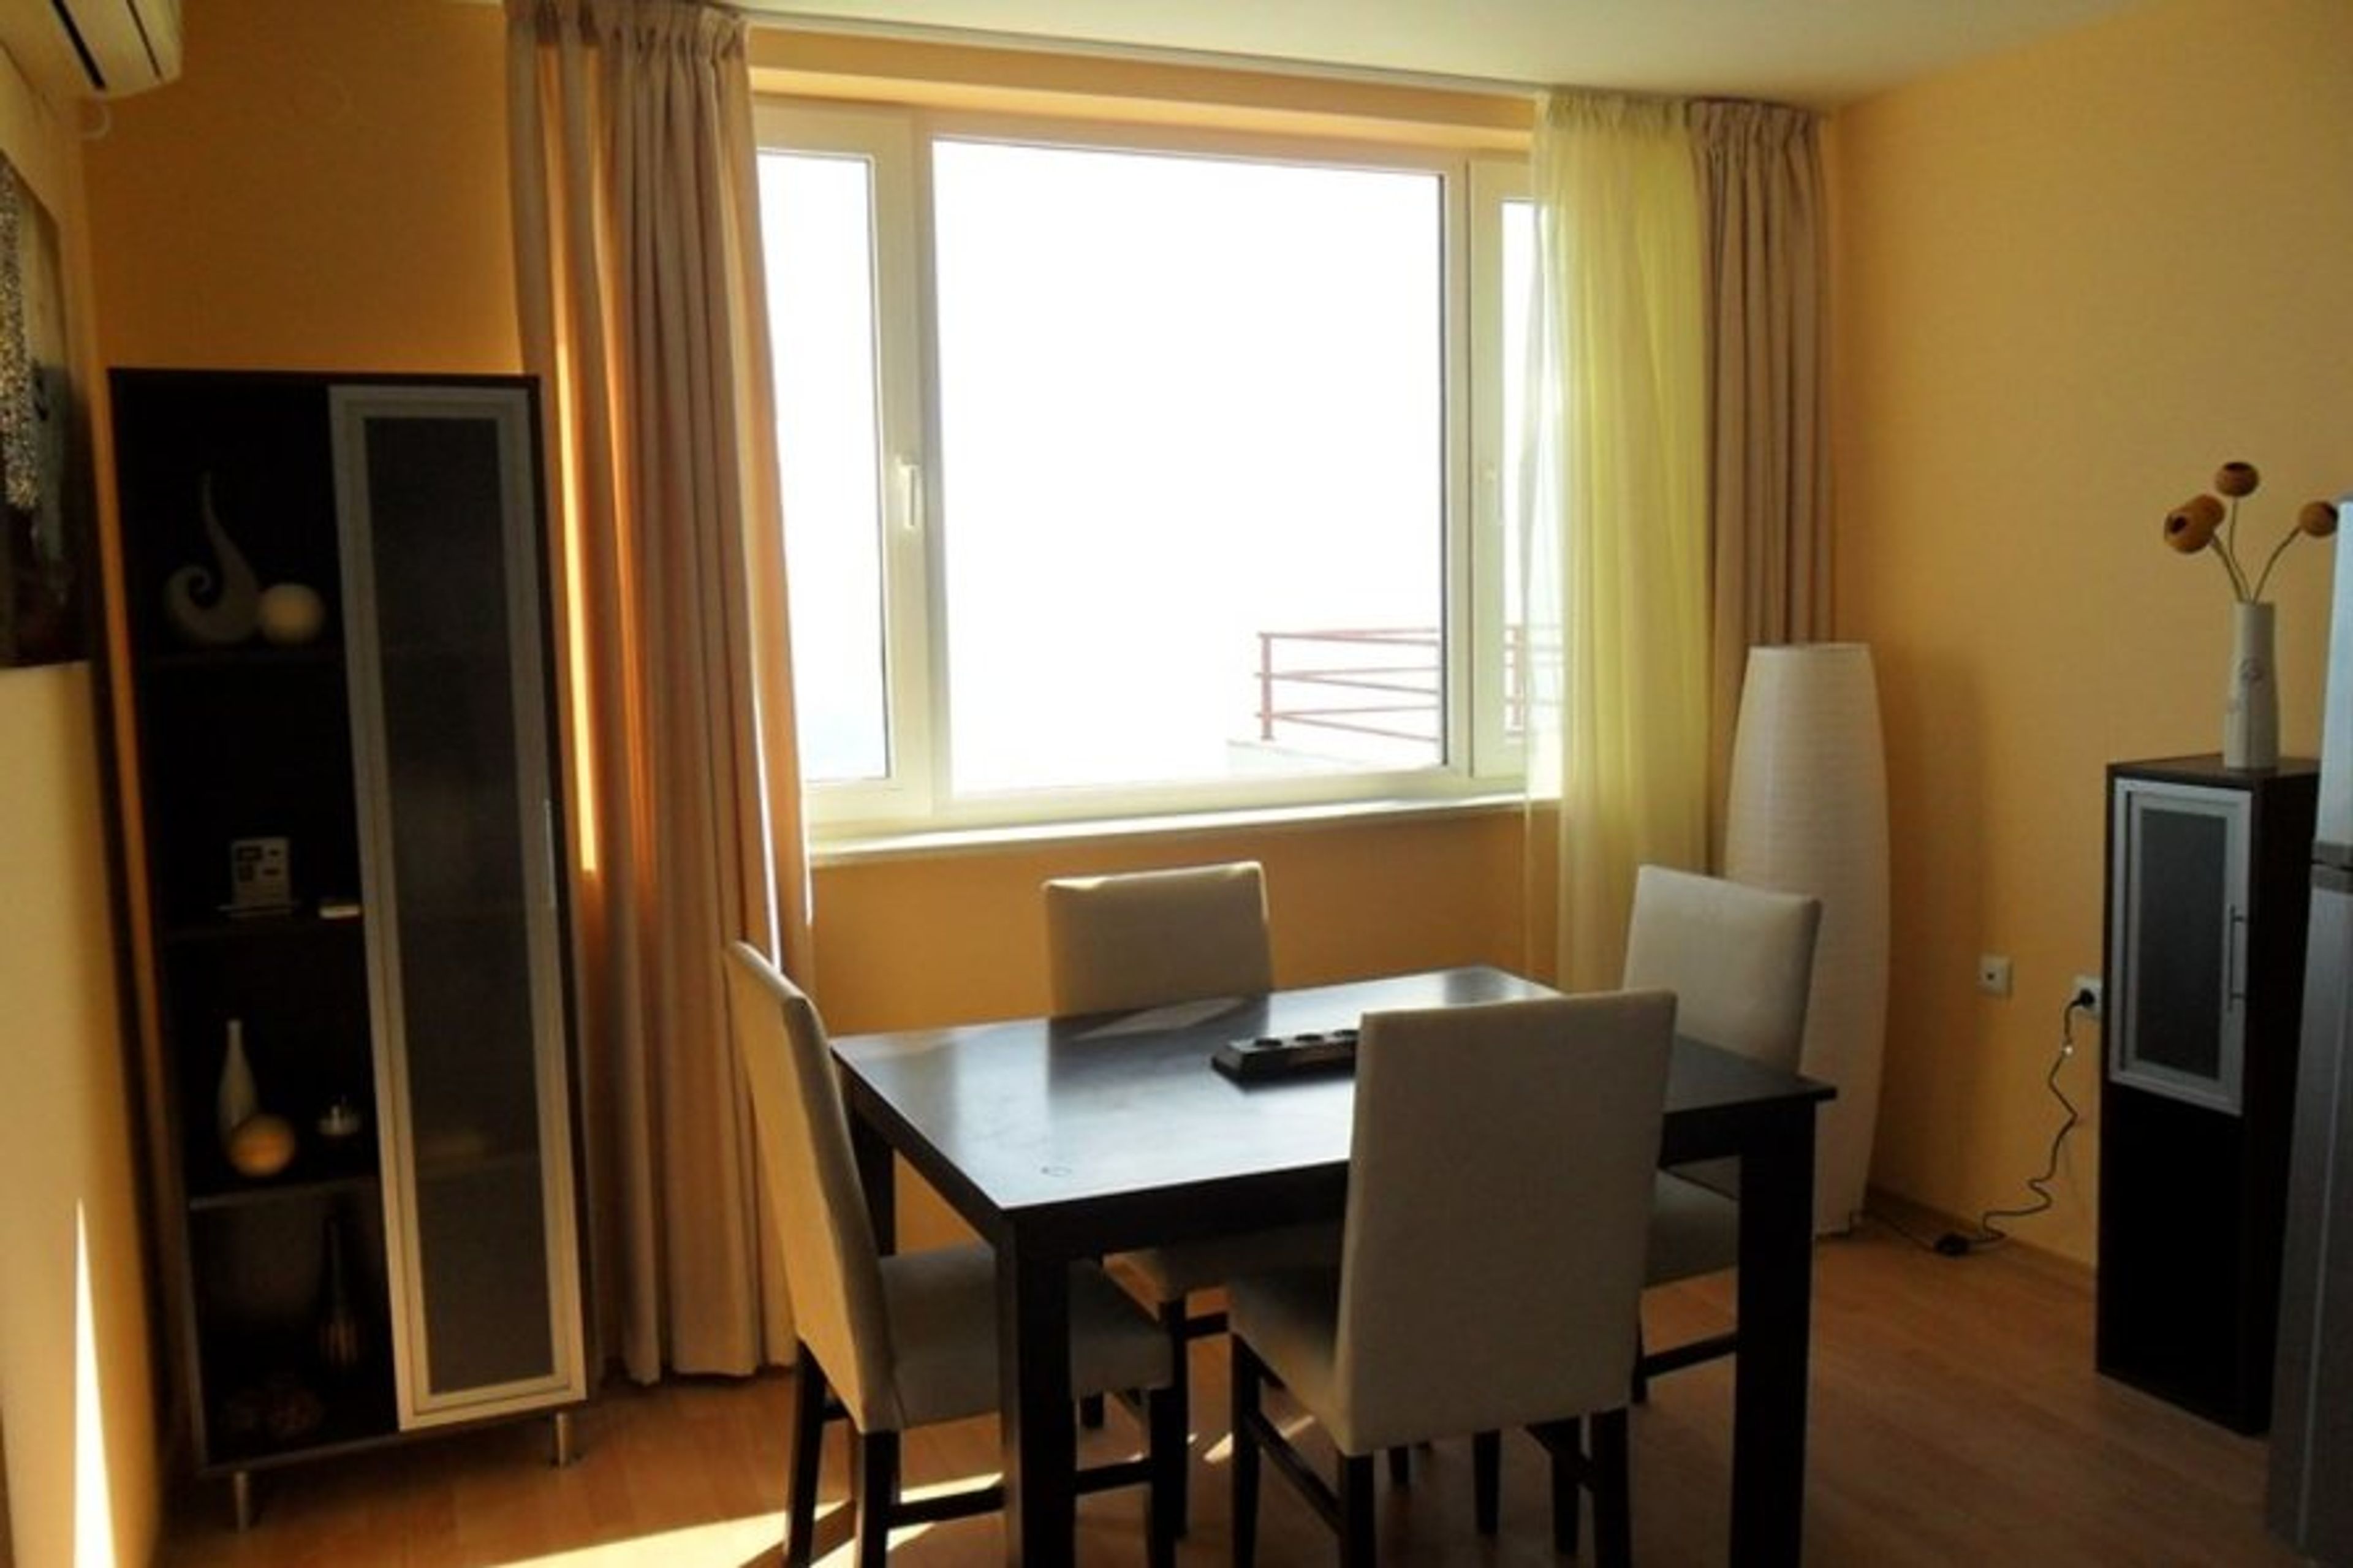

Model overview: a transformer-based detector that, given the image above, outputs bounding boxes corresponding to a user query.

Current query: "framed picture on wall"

[1,152,92,667]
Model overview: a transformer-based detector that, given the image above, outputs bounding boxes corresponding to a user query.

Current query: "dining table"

[831,965,1835,1566]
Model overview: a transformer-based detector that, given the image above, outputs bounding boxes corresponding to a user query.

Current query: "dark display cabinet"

[108,370,587,1523]
[2098,754,2317,1432]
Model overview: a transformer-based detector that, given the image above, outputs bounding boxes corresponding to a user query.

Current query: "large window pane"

[930,141,1444,796]
[759,150,889,784]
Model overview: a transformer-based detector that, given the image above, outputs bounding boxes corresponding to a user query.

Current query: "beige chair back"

[1042,861,1273,1015]
[1622,865,1821,1070]
[1331,990,1675,1452]
[725,942,900,1431]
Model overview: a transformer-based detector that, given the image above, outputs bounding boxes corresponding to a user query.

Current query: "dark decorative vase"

[314,1210,363,1375]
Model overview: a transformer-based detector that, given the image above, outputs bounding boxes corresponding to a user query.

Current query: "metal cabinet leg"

[551,1409,577,1467]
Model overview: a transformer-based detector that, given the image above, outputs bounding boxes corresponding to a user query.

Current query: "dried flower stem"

[2252,528,2306,602]
[2217,499,2254,600]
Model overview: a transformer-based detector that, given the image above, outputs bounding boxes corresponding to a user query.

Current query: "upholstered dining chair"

[1623,865,1822,1394]
[1044,859,1276,1015]
[1041,861,1341,1520]
[724,942,1182,1567]
[1227,989,1677,1568]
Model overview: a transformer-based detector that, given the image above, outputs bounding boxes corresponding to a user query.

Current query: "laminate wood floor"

[156,1218,2296,1566]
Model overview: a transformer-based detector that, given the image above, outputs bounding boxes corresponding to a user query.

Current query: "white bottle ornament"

[216,1018,259,1148]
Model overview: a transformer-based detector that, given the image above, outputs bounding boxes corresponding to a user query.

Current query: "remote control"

[1211,1027,1360,1082]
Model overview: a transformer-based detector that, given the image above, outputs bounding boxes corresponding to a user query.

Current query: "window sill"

[807,791,1525,868]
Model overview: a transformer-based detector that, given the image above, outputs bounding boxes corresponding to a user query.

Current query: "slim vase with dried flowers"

[2164,461,2339,770]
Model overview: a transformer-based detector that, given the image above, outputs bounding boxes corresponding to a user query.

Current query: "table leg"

[1730,1105,1817,1567]
[850,1113,896,1252]
[998,1241,1077,1568]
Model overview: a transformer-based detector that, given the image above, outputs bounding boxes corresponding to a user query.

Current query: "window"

[757,104,1529,835]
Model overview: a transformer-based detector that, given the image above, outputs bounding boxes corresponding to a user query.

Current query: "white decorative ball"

[257,583,328,646]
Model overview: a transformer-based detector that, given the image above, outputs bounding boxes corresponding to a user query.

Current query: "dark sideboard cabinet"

[107,370,587,1522]
[2098,754,2316,1433]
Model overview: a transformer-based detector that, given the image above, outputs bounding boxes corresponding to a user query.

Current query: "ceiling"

[738,0,2156,108]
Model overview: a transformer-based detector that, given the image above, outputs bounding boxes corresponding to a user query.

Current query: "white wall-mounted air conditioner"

[0,0,183,104]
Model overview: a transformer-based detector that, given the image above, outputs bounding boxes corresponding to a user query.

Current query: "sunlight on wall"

[72,1205,115,1568]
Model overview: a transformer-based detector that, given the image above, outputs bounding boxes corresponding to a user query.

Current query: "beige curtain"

[1521,93,1711,993]
[506,0,813,1381]
[1691,101,1833,858]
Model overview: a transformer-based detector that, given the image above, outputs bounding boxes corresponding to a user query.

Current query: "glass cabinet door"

[2110,777,2251,1113]
[332,384,585,1425]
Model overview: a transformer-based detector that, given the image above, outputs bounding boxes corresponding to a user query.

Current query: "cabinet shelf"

[163,912,366,947]
[199,1382,398,1473]
[186,1155,379,1213]
[141,643,344,675]
[196,1331,399,1472]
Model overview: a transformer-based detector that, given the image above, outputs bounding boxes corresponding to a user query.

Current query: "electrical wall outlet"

[2072,974,2104,1020]
[1976,953,2014,998]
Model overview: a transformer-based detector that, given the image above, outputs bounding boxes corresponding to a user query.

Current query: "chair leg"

[1158,1299,1192,1531]
[1631,1320,1650,1405]
[1547,1416,1584,1556]
[1472,1429,1501,1536]
[1080,1391,1107,1428]
[1592,1409,1631,1568]
[1232,1344,1264,1568]
[786,1350,827,1568]
[1145,1377,1185,1567]
[1386,1445,1411,1487]
[1338,1452,1377,1568]
[854,1428,899,1568]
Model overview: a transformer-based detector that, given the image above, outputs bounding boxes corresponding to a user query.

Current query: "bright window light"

[760,150,890,786]
[930,141,1444,797]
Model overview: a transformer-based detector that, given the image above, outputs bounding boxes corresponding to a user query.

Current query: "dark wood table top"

[833,966,1835,1249]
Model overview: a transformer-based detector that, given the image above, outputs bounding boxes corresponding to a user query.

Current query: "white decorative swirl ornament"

[164,474,261,646]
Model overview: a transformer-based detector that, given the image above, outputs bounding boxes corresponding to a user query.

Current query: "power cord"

[1856,1203,1955,1254]
[1934,987,2092,1256]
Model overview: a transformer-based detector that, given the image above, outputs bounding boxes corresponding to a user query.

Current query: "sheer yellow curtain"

[507,0,812,1381]
[1691,100,1833,857]
[1521,93,1710,992]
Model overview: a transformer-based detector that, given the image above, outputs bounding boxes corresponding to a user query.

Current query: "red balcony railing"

[1252,626,1529,756]
[1254,627,1441,748]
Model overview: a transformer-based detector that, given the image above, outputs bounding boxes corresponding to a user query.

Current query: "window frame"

[756,99,1530,840]
[1468,158,1532,779]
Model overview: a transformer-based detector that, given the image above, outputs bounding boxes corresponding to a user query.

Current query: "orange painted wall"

[83,0,517,374]
[816,809,1528,1038]
[1831,0,2353,1262]
[0,39,157,1568]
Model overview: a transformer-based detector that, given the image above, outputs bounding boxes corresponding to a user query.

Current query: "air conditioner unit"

[0,0,183,103]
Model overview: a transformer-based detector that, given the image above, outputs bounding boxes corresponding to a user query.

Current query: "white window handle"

[894,456,923,535]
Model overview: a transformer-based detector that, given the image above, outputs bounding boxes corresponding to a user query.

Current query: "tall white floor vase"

[1724,643,1890,1235]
